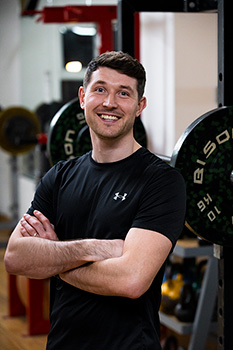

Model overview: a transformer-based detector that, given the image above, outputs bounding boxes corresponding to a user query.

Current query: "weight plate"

[170,106,233,246]
[47,98,88,166]
[0,107,41,155]
[134,116,147,148]
[47,97,147,165]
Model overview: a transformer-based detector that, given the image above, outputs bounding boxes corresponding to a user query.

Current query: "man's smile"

[98,114,120,121]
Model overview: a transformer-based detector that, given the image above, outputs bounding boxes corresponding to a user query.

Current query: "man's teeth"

[100,114,118,120]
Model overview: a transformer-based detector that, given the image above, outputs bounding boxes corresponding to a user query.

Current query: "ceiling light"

[65,61,83,73]
[72,26,96,36]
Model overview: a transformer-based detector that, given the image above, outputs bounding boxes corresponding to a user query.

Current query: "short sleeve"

[26,162,63,224]
[131,167,186,247]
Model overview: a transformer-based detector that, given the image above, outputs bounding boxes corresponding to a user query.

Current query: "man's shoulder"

[41,152,92,187]
[138,148,185,188]
[52,151,91,172]
[138,148,171,172]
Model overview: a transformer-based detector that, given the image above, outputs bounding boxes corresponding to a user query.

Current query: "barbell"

[0,101,233,246]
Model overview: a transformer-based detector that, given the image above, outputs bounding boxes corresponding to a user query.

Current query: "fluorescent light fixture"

[72,26,96,36]
[65,61,83,73]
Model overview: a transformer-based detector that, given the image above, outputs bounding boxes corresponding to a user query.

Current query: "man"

[4,51,186,349]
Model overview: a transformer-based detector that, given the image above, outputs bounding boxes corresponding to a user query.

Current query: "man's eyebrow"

[93,80,134,93]
[119,85,134,93]
[94,80,106,85]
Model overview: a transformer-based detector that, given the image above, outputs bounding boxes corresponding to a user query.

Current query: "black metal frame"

[117,0,217,57]
[117,0,233,349]
[217,1,233,348]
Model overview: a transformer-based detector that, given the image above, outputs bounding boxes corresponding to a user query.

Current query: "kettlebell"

[174,283,196,322]
[160,273,184,315]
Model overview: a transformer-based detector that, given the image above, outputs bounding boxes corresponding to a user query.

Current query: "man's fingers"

[33,210,58,241]
[33,210,53,230]
[20,217,38,236]
[20,224,30,237]
[20,211,57,241]
[23,214,45,234]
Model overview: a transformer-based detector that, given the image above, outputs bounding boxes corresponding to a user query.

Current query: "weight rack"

[117,0,233,349]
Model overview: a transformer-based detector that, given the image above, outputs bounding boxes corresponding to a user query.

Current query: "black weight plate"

[0,107,41,155]
[75,124,92,156]
[47,97,147,165]
[134,116,147,148]
[47,98,87,165]
[170,106,233,246]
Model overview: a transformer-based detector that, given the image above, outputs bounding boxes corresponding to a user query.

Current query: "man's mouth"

[98,114,120,121]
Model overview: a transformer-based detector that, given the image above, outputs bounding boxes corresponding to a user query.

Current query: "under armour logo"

[113,192,127,201]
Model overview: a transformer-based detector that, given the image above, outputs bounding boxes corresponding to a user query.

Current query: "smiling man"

[80,65,145,148]
[4,51,186,350]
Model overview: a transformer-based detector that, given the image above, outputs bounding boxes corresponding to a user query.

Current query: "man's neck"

[91,135,141,163]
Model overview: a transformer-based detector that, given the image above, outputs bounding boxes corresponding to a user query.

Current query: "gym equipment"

[161,335,178,350]
[8,275,50,335]
[192,259,207,294]
[118,3,233,347]
[174,283,197,322]
[0,107,42,154]
[36,102,64,177]
[171,106,233,247]
[160,273,185,315]
[47,97,148,165]
[47,98,89,165]
[158,105,233,247]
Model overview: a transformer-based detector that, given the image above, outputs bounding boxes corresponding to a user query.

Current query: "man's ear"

[78,86,85,110]
[136,96,147,117]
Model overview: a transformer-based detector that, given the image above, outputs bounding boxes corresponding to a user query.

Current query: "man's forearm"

[60,228,173,299]
[60,256,128,297]
[4,223,124,279]
[60,252,144,299]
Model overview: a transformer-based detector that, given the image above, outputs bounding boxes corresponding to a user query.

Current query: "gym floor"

[0,247,47,350]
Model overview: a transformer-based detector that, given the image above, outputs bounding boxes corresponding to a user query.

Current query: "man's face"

[79,67,146,142]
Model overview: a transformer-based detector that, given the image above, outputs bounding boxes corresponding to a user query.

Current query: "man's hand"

[20,210,58,241]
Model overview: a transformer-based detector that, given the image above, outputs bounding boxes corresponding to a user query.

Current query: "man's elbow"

[4,252,16,274]
[4,251,23,275]
[122,277,149,299]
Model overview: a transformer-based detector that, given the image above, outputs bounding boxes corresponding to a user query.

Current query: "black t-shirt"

[27,147,186,350]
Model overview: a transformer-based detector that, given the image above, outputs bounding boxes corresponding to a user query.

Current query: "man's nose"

[103,93,117,108]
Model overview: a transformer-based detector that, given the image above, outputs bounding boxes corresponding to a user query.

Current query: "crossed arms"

[4,210,172,299]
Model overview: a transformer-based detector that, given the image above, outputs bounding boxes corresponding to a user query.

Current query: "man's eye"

[120,91,129,96]
[96,87,104,93]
